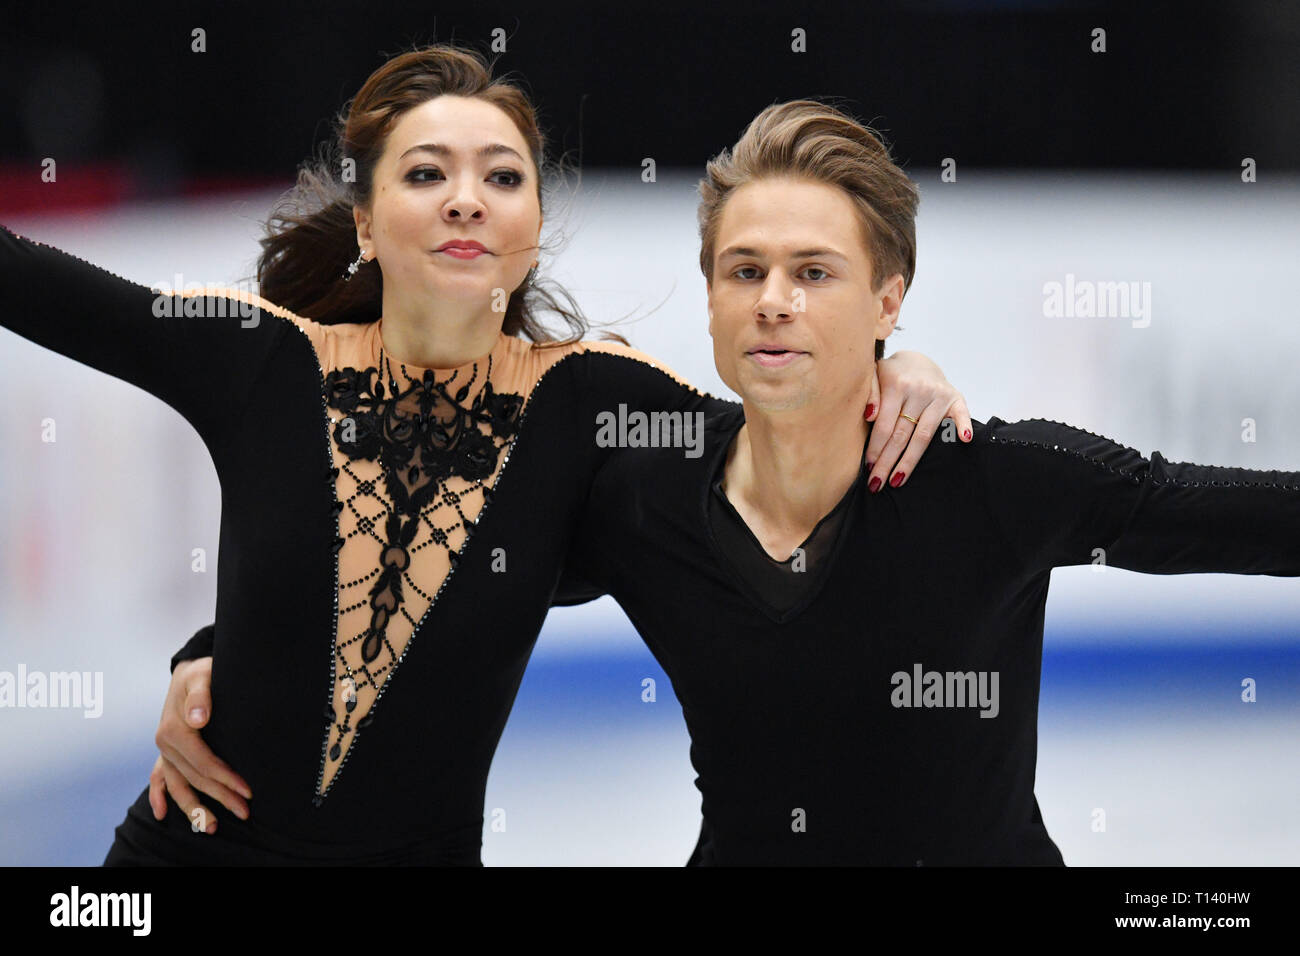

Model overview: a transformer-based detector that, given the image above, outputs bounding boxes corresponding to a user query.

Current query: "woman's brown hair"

[254,43,591,344]
[696,99,920,360]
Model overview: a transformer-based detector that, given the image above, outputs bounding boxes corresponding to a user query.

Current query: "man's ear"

[873,273,905,340]
[706,282,715,335]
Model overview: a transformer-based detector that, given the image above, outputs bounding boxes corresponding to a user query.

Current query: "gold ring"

[900,413,919,424]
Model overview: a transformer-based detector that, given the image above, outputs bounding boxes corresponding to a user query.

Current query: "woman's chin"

[424,277,508,302]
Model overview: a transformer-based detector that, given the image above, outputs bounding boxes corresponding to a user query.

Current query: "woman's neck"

[377,296,505,369]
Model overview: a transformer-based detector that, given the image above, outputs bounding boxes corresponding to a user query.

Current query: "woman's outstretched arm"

[1,225,305,828]
[0,225,303,445]
[977,416,1300,576]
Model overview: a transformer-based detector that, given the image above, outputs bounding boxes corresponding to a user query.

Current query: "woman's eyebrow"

[399,142,525,162]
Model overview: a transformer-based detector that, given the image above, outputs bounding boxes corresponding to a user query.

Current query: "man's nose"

[755,277,794,320]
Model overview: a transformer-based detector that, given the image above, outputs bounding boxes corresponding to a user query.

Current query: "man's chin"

[738,384,813,414]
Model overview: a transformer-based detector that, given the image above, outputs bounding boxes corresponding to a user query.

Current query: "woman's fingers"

[867,403,926,492]
[867,383,975,492]
[868,351,974,489]
[865,383,913,492]
[946,391,974,443]
[865,385,900,471]
[865,363,882,422]
[882,400,951,489]
[160,755,217,834]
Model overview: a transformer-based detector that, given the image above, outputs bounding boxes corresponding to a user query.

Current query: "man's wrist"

[170,624,215,673]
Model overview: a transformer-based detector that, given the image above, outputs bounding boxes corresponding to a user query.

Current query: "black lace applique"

[324,360,522,512]
[316,351,523,797]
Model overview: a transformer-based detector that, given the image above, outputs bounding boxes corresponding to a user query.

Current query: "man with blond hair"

[564,99,1300,864]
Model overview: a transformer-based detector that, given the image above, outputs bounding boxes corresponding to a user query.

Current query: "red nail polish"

[868,476,882,493]
[890,471,906,487]
[865,403,875,419]
[963,429,971,441]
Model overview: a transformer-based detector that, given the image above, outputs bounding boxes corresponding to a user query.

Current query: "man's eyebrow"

[398,143,526,162]
[718,245,849,261]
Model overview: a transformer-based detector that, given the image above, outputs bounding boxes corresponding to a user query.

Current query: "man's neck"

[722,399,869,560]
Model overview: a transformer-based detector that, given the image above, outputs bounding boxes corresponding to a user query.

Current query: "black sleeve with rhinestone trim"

[0,225,288,446]
[977,416,1300,576]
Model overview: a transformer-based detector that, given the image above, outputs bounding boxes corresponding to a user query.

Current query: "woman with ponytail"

[1,43,969,864]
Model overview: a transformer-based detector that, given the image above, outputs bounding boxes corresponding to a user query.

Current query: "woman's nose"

[442,186,486,221]
[444,201,485,221]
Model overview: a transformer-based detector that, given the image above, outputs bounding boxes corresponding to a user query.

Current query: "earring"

[343,248,368,281]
